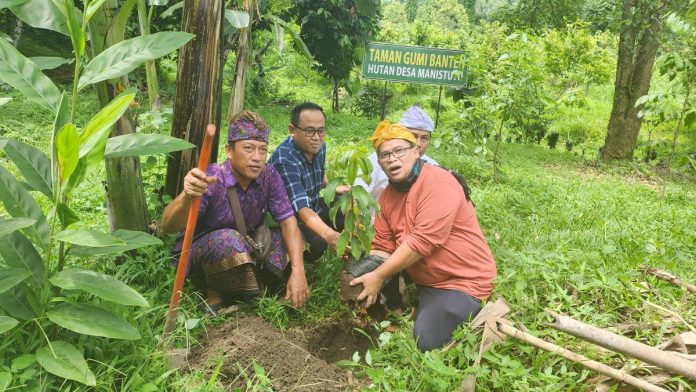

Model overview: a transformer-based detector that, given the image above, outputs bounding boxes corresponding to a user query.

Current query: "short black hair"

[290,102,326,126]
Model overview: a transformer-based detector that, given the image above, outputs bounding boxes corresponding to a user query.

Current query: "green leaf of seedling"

[10,354,36,371]
[0,138,53,198]
[0,33,62,113]
[0,217,36,238]
[344,208,355,232]
[104,133,194,159]
[54,229,126,248]
[322,180,339,205]
[364,349,372,366]
[224,9,249,29]
[50,269,150,307]
[336,231,350,258]
[0,268,32,294]
[55,203,80,228]
[0,232,45,287]
[335,360,360,368]
[36,341,96,386]
[78,32,194,90]
[47,303,141,340]
[0,315,19,334]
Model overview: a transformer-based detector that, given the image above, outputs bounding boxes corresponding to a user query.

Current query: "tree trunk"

[601,0,662,161]
[226,0,256,123]
[92,0,149,232]
[332,78,339,113]
[164,0,224,198]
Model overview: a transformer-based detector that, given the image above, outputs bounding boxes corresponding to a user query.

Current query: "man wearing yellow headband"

[349,121,497,351]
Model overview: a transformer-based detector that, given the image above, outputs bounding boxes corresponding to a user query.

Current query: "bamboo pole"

[162,125,216,342]
[640,265,696,294]
[496,321,669,392]
[545,311,696,380]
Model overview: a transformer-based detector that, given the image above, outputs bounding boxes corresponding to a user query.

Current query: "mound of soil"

[188,315,373,391]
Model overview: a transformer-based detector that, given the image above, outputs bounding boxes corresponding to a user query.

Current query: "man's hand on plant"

[335,185,351,194]
[350,270,385,307]
[183,168,216,199]
[285,269,309,309]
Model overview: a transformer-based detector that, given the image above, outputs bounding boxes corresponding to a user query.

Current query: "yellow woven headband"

[368,120,416,150]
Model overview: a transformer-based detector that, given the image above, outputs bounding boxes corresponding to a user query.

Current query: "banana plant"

[0,0,194,387]
[323,142,379,261]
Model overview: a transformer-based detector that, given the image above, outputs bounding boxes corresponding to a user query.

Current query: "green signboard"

[362,42,466,86]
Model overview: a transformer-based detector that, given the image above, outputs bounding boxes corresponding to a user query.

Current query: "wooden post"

[497,321,669,392]
[435,85,443,129]
[546,311,696,380]
[380,81,388,120]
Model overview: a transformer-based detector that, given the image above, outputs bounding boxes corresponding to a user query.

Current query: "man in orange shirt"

[350,121,497,351]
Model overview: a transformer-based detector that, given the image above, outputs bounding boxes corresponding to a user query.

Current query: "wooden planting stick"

[162,124,216,343]
[545,311,696,381]
[640,265,696,294]
[496,321,669,392]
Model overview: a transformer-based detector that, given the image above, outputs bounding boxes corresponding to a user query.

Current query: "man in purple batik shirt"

[161,111,309,314]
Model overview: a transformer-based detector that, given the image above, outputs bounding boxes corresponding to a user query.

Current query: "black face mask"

[390,158,425,193]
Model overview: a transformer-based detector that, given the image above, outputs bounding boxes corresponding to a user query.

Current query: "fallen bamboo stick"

[496,321,669,392]
[545,311,696,381]
[640,265,696,294]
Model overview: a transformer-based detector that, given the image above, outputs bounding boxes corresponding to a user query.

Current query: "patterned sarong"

[183,227,288,296]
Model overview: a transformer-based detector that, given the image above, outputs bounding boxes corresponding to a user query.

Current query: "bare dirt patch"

[187,315,375,391]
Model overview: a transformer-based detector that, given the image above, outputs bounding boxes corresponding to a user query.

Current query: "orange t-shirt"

[373,164,497,300]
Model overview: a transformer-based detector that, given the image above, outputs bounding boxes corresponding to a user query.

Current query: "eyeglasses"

[378,145,414,162]
[293,125,328,137]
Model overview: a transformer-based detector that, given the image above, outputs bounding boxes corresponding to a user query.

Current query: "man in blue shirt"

[270,102,347,262]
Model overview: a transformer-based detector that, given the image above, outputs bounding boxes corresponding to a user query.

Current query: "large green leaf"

[0,165,50,250]
[0,138,53,198]
[36,341,96,386]
[161,0,182,18]
[0,316,18,334]
[0,217,36,238]
[62,89,135,198]
[0,38,62,113]
[55,123,79,187]
[47,303,141,340]
[29,56,70,70]
[0,268,31,294]
[224,9,249,29]
[0,0,29,8]
[54,229,126,248]
[105,0,136,46]
[105,133,194,159]
[0,286,35,320]
[55,203,80,228]
[78,31,194,90]
[50,269,150,307]
[65,0,85,57]
[69,229,162,257]
[9,0,69,35]
[0,232,45,286]
[85,0,108,23]
[0,371,10,390]
[265,15,314,61]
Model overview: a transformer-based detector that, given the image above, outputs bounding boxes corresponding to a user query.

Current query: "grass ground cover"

[1,89,694,390]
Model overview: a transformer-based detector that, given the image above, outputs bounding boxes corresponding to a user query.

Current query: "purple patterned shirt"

[174,160,294,252]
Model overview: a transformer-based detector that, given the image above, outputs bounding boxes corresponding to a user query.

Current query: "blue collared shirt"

[269,136,326,215]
